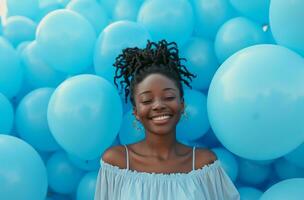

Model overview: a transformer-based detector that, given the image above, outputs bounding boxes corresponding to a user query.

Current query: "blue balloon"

[0,135,48,200]
[66,0,109,34]
[16,40,31,55]
[0,37,23,98]
[261,178,304,200]
[6,0,39,20]
[0,93,14,134]
[47,74,123,159]
[113,0,143,21]
[36,9,96,74]
[36,0,63,22]
[180,37,219,91]
[94,20,150,83]
[16,87,60,152]
[68,153,100,171]
[284,143,304,168]
[215,17,269,63]
[137,0,194,46]
[212,147,239,181]
[197,129,221,148]
[2,16,36,47]
[238,187,263,200]
[177,89,210,142]
[230,0,270,24]
[208,44,304,160]
[270,0,304,56]
[274,158,304,180]
[76,171,98,200]
[47,151,84,194]
[192,0,236,39]
[20,41,66,89]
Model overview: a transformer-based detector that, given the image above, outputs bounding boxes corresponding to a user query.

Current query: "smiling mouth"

[150,114,172,124]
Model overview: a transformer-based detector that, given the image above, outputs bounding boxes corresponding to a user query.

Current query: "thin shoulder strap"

[123,144,129,170]
[192,146,196,171]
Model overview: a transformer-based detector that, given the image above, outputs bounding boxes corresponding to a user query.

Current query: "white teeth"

[152,115,170,121]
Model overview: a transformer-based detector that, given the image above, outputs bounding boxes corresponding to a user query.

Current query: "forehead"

[135,74,178,94]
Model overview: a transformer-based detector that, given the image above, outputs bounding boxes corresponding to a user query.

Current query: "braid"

[113,40,195,105]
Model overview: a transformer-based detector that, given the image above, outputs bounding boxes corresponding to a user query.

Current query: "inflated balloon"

[66,0,109,34]
[16,41,31,55]
[215,17,268,63]
[192,0,235,39]
[5,0,39,20]
[180,37,219,91]
[284,143,304,168]
[94,20,150,82]
[47,151,84,194]
[230,0,270,24]
[208,44,304,160]
[197,129,221,148]
[36,0,63,22]
[137,0,194,46]
[0,93,14,134]
[260,178,304,200]
[47,74,123,160]
[274,158,304,180]
[76,171,98,200]
[2,16,36,47]
[68,154,100,171]
[0,135,48,200]
[238,187,263,200]
[270,0,304,56]
[119,109,145,145]
[113,0,143,21]
[0,37,23,98]
[36,9,96,74]
[177,89,210,142]
[16,88,60,152]
[20,41,66,89]
[212,147,239,181]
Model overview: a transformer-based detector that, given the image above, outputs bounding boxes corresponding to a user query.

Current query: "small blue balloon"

[76,171,98,200]
[68,153,100,171]
[6,0,39,20]
[238,187,263,200]
[274,158,304,180]
[0,93,14,134]
[284,143,304,168]
[113,0,143,21]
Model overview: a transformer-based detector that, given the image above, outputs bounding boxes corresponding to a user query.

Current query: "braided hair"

[113,40,195,106]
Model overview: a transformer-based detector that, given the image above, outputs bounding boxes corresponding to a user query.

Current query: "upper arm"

[102,145,127,169]
[195,148,217,169]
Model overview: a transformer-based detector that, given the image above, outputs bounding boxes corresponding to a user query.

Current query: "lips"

[149,114,172,125]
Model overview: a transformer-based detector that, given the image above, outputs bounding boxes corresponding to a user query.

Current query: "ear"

[180,98,185,114]
[133,106,140,121]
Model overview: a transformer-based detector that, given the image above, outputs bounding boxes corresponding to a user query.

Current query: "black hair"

[113,40,195,106]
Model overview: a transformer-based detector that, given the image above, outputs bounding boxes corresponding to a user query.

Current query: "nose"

[152,99,165,111]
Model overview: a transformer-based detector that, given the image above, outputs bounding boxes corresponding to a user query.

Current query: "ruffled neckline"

[100,159,221,180]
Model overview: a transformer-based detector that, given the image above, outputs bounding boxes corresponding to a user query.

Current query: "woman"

[94,40,240,200]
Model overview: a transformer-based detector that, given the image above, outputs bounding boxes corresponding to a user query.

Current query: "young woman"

[94,40,240,200]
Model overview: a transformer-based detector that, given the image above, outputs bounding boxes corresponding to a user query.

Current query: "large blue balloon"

[270,0,304,56]
[5,0,39,20]
[0,135,48,200]
[208,44,304,160]
[260,178,304,200]
[215,17,269,63]
[137,0,194,47]
[47,74,123,159]
[16,88,60,152]
[284,143,304,168]
[36,9,96,74]
[113,0,143,21]
[94,20,150,83]
[238,187,263,200]
[0,37,23,98]
[0,93,14,134]
[76,171,98,200]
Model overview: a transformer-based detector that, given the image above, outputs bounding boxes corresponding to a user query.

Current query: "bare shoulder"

[102,145,128,169]
[195,147,217,169]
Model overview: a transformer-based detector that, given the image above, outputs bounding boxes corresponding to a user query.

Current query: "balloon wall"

[0,0,304,199]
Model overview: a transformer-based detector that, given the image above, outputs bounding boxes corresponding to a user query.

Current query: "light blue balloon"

[113,0,143,21]
[36,0,63,22]
[36,9,96,74]
[119,109,145,145]
[94,20,150,83]
[47,151,84,194]
[238,187,263,200]
[238,158,271,186]
[0,135,48,200]
[68,153,100,171]
[76,171,98,200]
[0,36,23,98]
[274,158,304,180]
[66,0,109,34]
[16,88,60,152]
[16,40,31,55]
[6,0,39,20]
[207,44,304,160]
[215,17,269,63]
[197,129,221,148]
[192,0,236,39]
[261,178,304,200]
[180,37,219,90]
[230,0,270,24]
[20,41,66,89]
[212,147,238,181]
[177,89,210,142]
[284,143,304,168]
[47,74,123,160]
[270,0,304,56]
[137,0,194,46]
[2,16,36,47]
[0,93,14,134]
[98,0,118,18]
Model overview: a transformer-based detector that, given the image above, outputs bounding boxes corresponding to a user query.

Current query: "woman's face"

[133,73,184,136]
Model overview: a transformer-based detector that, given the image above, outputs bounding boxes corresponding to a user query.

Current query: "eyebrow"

[139,88,176,95]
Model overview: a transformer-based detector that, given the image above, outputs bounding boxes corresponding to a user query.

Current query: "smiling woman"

[94,40,240,200]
